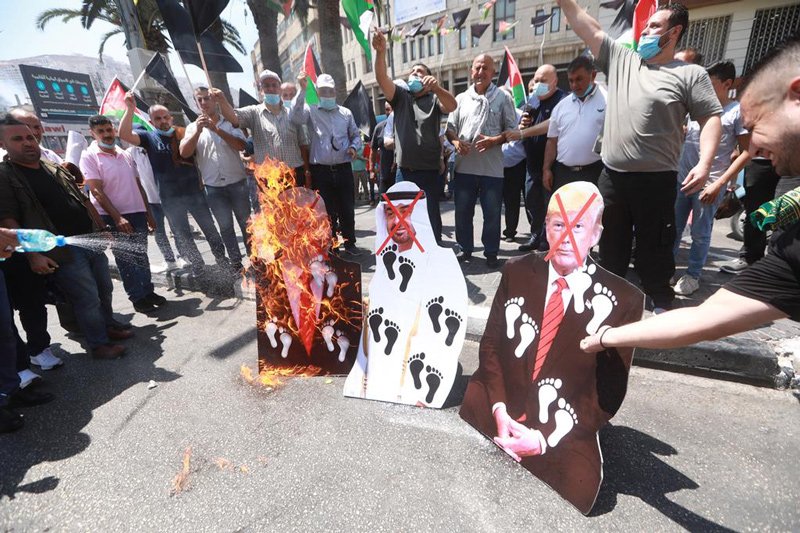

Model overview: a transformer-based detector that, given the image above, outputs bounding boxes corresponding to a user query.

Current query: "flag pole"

[130,67,148,93]
[195,40,213,88]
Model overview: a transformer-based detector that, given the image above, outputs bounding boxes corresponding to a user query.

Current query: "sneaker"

[30,347,63,371]
[669,273,681,286]
[720,258,749,274]
[18,369,41,389]
[673,274,700,296]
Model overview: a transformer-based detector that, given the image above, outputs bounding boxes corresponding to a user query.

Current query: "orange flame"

[240,363,322,389]
[247,158,360,357]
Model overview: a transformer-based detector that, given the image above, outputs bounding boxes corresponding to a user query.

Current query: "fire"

[246,158,360,358]
[240,363,322,389]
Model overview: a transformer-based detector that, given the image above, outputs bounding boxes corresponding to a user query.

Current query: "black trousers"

[740,159,781,263]
[598,168,677,308]
[311,163,356,246]
[1,254,50,367]
[502,159,527,238]
[552,160,604,190]
[524,169,547,239]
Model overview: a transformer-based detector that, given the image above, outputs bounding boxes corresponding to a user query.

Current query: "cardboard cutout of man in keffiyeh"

[252,186,362,374]
[460,182,645,514]
[344,182,468,407]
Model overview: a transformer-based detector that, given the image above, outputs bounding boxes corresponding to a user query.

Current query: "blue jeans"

[150,203,176,263]
[102,212,153,302]
[673,184,726,279]
[247,176,261,214]
[453,172,504,256]
[161,190,228,274]
[396,167,442,244]
[0,270,23,406]
[205,181,251,267]
[51,247,115,348]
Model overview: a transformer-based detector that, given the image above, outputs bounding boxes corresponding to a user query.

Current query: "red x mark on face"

[376,192,425,255]
[543,191,598,265]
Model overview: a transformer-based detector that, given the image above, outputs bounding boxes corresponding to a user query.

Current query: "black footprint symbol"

[397,256,415,292]
[368,307,384,342]
[443,309,462,347]
[426,296,444,333]
[381,244,398,280]
[383,319,400,355]
[425,365,442,404]
[408,353,426,389]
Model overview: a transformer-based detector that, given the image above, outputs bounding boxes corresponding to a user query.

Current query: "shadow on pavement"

[208,326,258,360]
[592,424,734,532]
[0,300,188,500]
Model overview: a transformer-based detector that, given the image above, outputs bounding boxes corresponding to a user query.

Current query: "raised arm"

[372,31,396,103]
[556,0,606,58]
[210,88,240,128]
[118,92,141,146]
[290,73,311,126]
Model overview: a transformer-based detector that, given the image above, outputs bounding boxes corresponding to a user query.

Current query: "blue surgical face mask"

[263,93,281,106]
[98,139,117,149]
[407,76,423,93]
[319,97,337,110]
[283,99,293,108]
[637,34,664,61]
[532,82,550,97]
[159,126,175,136]
[577,83,595,99]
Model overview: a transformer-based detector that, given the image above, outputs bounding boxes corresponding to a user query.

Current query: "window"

[550,7,561,33]
[364,52,373,73]
[535,9,545,36]
[410,40,416,60]
[459,28,467,50]
[743,4,800,75]
[419,38,425,58]
[493,0,516,42]
[402,42,408,63]
[428,35,435,56]
[682,15,731,66]
[437,34,444,54]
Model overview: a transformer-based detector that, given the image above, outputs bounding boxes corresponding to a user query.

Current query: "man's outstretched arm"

[581,289,787,352]
[556,0,606,58]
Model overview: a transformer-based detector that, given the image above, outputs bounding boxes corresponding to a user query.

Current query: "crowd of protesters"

[2,0,798,433]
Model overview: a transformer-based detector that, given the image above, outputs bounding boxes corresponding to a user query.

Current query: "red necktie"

[298,271,316,356]
[531,277,568,382]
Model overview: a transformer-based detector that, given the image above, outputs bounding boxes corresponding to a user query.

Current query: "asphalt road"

[2,288,798,532]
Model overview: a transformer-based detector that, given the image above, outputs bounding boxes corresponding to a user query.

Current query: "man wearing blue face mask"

[556,0,722,313]
[516,65,566,253]
[213,71,311,189]
[372,30,458,245]
[291,72,363,254]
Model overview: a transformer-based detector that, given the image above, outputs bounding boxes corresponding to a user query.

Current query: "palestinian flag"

[100,77,153,131]
[481,0,497,20]
[498,20,518,36]
[266,0,293,17]
[497,47,526,108]
[620,0,657,50]
[303,43,322,105]
[342,0,374,63]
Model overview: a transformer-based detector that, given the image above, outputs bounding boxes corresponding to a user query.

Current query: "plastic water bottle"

[0,229,67,261]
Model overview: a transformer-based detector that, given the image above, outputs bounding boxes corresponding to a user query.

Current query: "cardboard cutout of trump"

[460,182,645,514]
[344,182,468,407]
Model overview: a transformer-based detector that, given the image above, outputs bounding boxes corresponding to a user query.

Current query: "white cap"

[316,73,335,89]
[65,130,88,166]
[259,69,282,83]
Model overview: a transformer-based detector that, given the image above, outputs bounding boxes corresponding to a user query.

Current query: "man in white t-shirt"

[542,55,606,191]
[672,61,751,295]
[180,87,251,272]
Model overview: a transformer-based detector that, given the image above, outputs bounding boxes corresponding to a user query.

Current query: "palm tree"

[317,0,347,102]
[247,0,311,79]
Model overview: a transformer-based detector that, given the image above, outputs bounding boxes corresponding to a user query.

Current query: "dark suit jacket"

[255,255,362,375]
[460,253,644,514]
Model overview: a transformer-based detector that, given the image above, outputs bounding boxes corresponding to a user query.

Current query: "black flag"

[452,7,471,30]
[144,53,198,121]
[342,81,376,138]
[471,23,490,46]
[155,0,243,73]
[117,80,151,115]
[496,51,509,87]
[238,88,260,107]
[405,20,426,39]
[183,0,230,37]
[531,13,554,28]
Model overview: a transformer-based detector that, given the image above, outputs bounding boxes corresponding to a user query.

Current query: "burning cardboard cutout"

[343,183,468,407]
[250,159,362,374]
[459,182,645,514]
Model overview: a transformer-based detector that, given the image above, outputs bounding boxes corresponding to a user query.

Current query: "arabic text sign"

[19,65,98,124]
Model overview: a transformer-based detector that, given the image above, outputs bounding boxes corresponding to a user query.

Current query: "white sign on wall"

[393,0,446,26]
